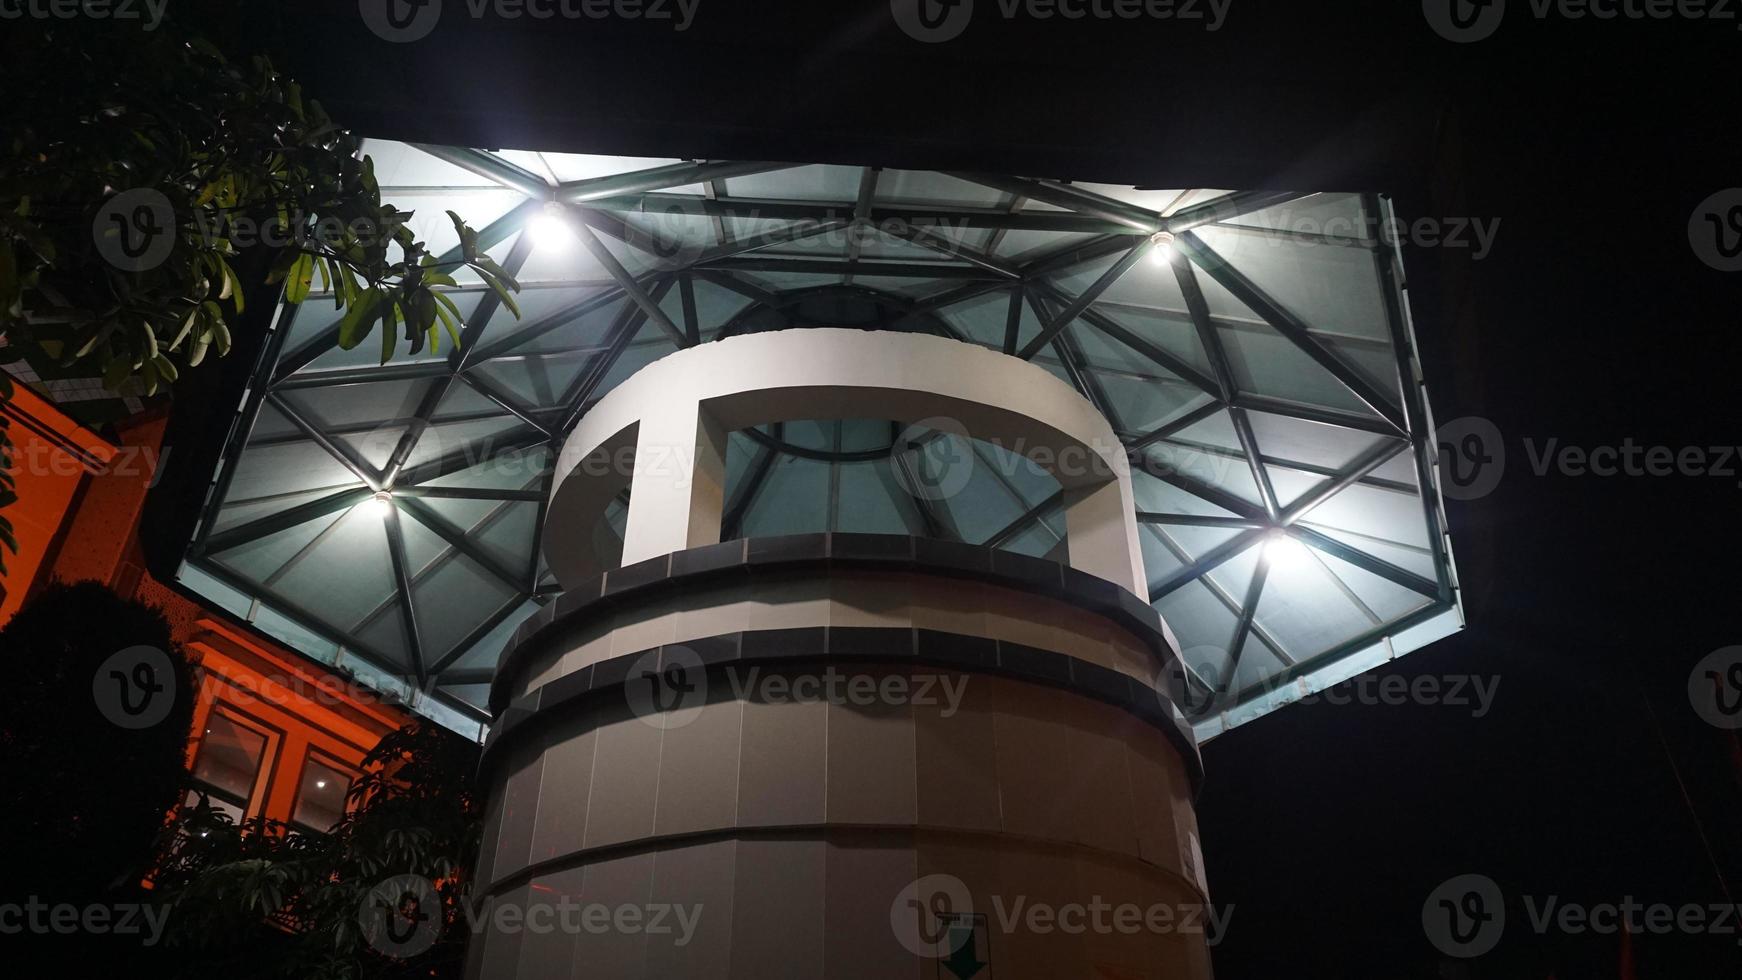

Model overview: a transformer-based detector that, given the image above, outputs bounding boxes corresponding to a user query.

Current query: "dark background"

[192,1,1742,975]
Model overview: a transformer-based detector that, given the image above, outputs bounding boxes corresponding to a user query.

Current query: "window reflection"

[292,757,351,832]
[190,709,268,810]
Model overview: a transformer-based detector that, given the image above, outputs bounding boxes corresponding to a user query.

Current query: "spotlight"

[1262,530,1311,571]
[368,491,394,519]
[1149,231,1176,266]
[528,202,574,251]
[315,779,327,790]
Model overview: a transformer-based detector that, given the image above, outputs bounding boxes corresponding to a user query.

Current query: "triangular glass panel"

[208,508,348,585]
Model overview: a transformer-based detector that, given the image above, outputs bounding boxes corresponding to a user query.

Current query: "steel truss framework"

[183,142,1462,739]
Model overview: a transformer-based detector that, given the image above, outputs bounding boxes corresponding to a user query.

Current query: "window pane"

[292,758,351,832]
[191,711,267,803]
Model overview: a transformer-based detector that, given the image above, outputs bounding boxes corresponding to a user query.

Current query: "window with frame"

[185,707,270,822]
[290,755,353,833]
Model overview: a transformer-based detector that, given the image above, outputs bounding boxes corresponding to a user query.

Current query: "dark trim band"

[481,624,1204,792]
[491,532,1178,715]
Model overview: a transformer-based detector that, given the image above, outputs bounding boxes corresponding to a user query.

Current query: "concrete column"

[481,330,1210,979]
[618,405,729,567]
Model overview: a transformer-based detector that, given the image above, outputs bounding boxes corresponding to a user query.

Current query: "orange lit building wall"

[1,386,410,826]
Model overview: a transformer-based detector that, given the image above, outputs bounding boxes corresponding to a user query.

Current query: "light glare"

[1149,231,1176,266]
[368,491,394,519]
[1262,531,1312,571]
[529,204,573,251]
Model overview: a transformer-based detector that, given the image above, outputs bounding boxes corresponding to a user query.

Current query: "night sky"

[205,2,1742,974]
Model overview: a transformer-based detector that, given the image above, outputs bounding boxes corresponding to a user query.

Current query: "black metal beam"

[1279,438,1408,526]
[1147,526,1269,601]
[1059,295,1224,398]
[572,216,688,348]
[1231,392,1402,438]
[425,591,529,677]
[1002,285,1025,355]
[699,256,1001,280]
[395,485,544,502]
[1230,407,1281,521]
[1291,525,1440,599]
[555,276,675,433]
[1179,231,1408,433]
[582,192,1135,235]
[265,392,384,491]
[409,144,550,198]
[458,371,554,438]
[983,490,1065,551]
[678,273,701,345]
[1131,452,1268,524]
[1215,559,1272,703]
[1017,239,1152,360]
[1164,190,1312,235]
[466,281,627,363]
[1170,250,1236,402]
[560,161,789,203]
[396,495,531,594]
[1018,234,1140,281]
[272,360,452,389]
[395,428,549,487]
[197,486,373,556]
[1364,192,1457,603]
[844,167,881,282]
[691,268,784,310]
[878,219,1023,280]
[1123,400,1224,453]
[1137,513,1265,529]
[380,504,427,685]
[945,173,1163,233]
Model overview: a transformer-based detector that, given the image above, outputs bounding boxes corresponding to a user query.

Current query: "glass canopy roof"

[180,141,1462,741]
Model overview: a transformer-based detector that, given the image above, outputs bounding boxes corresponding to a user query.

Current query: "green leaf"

[336,287,380,350]
[487,274,520,319]
[169,307,198,350]
[284,252,314,305]
[432,293,463,350]
[218,255,244,313]
[379,301,398,365]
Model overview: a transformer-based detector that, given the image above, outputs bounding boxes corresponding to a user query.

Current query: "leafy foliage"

[0,21,522,576]
[153,720,485,980]
[0,580,197,902]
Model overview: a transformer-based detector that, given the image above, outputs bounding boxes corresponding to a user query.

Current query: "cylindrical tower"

[469,329,1212,979]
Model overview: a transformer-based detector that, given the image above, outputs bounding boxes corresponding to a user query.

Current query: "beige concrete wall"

[470,670,1209,980]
